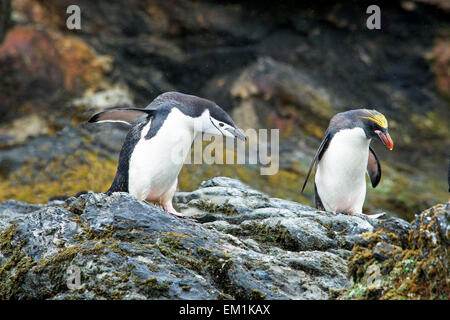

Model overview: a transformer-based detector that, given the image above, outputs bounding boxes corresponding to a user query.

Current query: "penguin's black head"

[207,104,237,128]
[332,109,394,150]
[203,103,247,141]
[153,92,246,141]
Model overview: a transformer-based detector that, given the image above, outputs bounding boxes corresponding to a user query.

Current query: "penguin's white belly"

[128,111,194,201]
[315,128,370,214]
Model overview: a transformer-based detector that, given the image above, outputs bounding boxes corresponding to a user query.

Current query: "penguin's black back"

[107,119,148,194]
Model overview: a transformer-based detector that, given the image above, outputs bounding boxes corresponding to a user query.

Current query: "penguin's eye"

[219,123,224,127]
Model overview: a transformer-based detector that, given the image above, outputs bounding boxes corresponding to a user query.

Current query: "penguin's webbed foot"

[166,209,184,218]
[361,212,386,219]
[162,202,194,220]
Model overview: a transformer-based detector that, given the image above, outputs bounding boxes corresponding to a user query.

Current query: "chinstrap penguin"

[88,91,246,217]
[302,109,394,216]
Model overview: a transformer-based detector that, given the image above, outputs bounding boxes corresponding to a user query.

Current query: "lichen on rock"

[345,203,449,300]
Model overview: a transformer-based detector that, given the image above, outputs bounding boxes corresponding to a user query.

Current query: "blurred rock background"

[0,0,448,220]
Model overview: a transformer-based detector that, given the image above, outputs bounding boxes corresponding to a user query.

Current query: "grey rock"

[0,177,415,300]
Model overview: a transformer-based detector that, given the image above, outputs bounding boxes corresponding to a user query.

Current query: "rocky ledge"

[0,177,448,300]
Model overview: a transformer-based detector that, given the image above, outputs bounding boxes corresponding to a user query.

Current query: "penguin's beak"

[226,127,247,141]
[375,130,394,150]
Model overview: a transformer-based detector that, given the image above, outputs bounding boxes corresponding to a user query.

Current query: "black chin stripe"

[210,117,224,136]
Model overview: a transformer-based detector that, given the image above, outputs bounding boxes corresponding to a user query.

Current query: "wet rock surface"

[1,177,447,300]
[0,0,448,220]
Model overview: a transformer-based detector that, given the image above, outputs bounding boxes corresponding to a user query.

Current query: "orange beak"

[375,130,394,150]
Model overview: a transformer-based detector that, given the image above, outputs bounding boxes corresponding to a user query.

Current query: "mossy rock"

[343,203,449,300]
[0,149,117,204]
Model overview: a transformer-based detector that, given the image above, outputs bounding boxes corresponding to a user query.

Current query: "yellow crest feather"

[361,109,388,128]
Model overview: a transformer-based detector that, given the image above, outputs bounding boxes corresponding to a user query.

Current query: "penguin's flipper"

[301,131,331,193]
[367,146,381,188]
[88,108,154,125]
